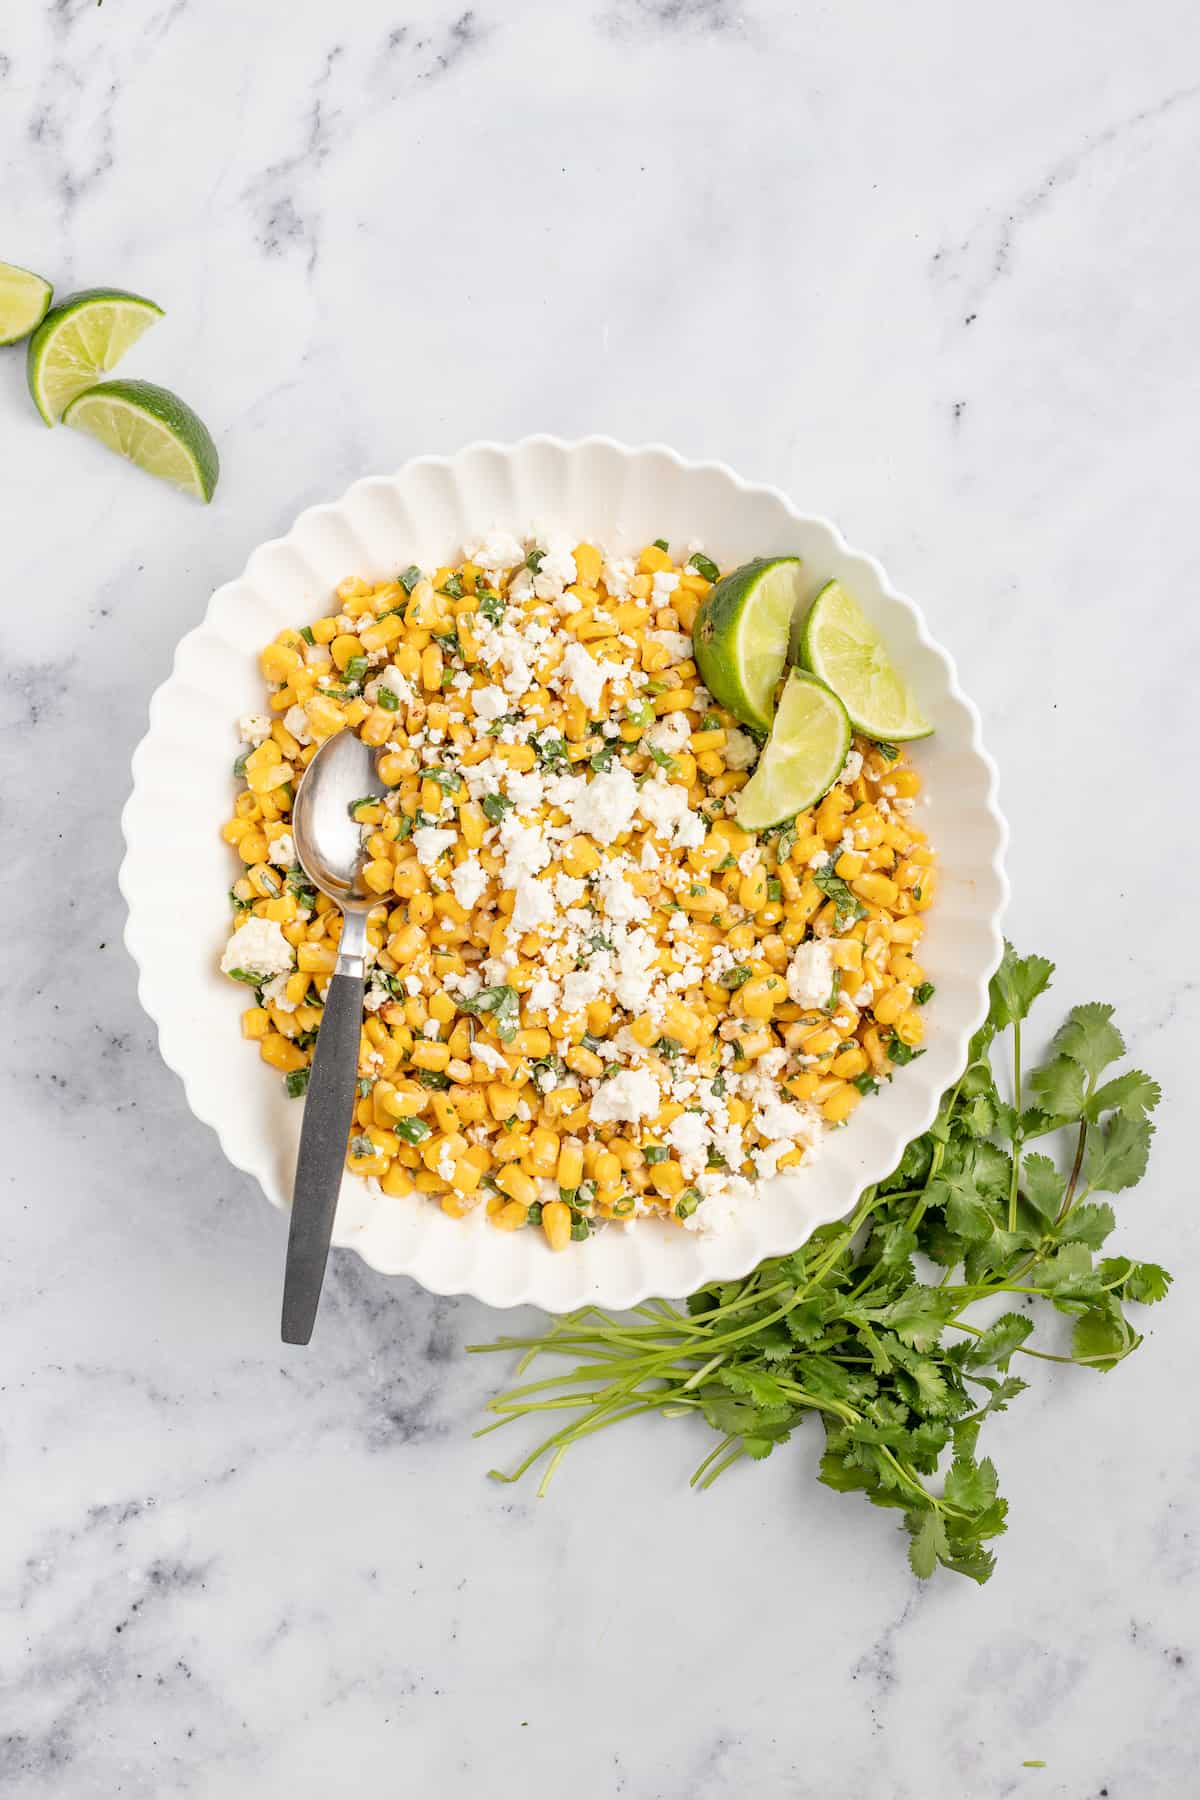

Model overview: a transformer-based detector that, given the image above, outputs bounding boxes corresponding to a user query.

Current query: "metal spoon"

[281,728,384,1344]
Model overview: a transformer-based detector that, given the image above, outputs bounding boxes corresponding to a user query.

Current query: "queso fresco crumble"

[220,533,937,1252]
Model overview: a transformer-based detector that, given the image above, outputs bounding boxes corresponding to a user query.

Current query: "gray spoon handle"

[281,908,369,1344]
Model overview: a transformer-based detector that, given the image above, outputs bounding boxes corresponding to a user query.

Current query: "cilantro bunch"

[471,947,1168,1582]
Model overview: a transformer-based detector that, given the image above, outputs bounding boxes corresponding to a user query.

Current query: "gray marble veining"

[3,1,1200,1794]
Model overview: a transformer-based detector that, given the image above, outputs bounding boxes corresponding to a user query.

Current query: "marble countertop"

[4,2,1199,1794]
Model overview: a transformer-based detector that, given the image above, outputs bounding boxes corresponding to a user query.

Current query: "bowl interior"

[121,439,1006,1310]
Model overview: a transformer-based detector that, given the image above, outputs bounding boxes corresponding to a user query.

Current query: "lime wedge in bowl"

[736,669,851,829]
[799,578,932,742]
[26,286,163,424]
[693,555,804,731]
[0,262,53,345]
[63,379,219,502]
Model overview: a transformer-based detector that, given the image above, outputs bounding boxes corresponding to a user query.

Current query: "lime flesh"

[799,579,932,742]
[0,262,53,345]
[26,286,163,424]
[692,556,804,732]
[736,669,852,830]
[63,378,219,502]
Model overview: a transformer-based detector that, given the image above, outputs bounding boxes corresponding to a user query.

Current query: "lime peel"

[26,286,164,424]
[63,378,219,503]
[0,262,53,346]
[693,556,804,732]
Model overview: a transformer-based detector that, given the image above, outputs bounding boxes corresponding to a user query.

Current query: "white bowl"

[120,438,1007,1312]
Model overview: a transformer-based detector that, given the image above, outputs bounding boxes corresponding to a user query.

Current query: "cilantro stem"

[1007,1019,1023,1232]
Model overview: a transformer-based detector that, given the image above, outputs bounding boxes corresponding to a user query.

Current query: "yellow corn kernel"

[821,1082,862,1125]
[738,863,769,912]
[831,1045,869,1079]
[561,836,601,878]
[329,632,363,671]
[241,1006,270,1040]
[737,974,784,1020]
[495,1164,536,1207]
[873,984,913,1027]
[540,1199,571,1251]
[851,871,900,909]
[638,543,672,573]
[556,1140,584,1190]
[566,1045,605,1079]
[260,641,304,684]
[259,1032,306,1073]
[297,942,337,974]
[410,1040,450,1072]
[894,1007,926,1048]
[485,1082,521,1120]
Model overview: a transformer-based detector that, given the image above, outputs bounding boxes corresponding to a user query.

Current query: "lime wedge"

[736,670,851,830]
[799,579,932,742]
[0,262,53,345]
[26,286,163,424]
[692,556,804,731]
[63,379,219,502]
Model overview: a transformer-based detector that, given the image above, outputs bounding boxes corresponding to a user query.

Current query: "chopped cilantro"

[482,793,514,824]
[343,655,369,685]
[526,547,546,573]
[417,1068,452,1090]
[652,537,669,553]
[874,739,900,761]
[232,750,250,778]
[589,744,617,773]
[299,625,315,646]
[689,551,719,582]
[440,571,465,600]
[425,766,462,794]
[394,1116,432,1144]
[853,1072,880,1095]
[766,877,782,902]
[349,1134,376,1159]
[915,982,936,1005]
[648,746,678,772]
[376,685,400,711]
[719,965,753,990]
[479,591,505,625]
[458,984,521,1042]
[812,863,868,927]
[285,1068,310,1098]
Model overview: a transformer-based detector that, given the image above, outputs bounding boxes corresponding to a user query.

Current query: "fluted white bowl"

[120,438,1007,1312]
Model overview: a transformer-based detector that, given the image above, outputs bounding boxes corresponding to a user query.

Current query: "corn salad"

[220,533,937,1252]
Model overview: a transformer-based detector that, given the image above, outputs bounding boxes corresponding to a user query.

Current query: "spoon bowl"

[291,727,382,910]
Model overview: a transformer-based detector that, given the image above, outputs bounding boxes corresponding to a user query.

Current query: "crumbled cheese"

[510,877,555,936]
[567,765,640,845]
[498,813,551,884]
[651,570,680,600]
[646,710,691,753]
[237,714,273,745]
[596,859,649,925]
[412,826,456,868]
[471,684,509,722]
[451,856,489,911]
[722,729,759,772]
[589,1066,661,1125]
[561,641,618,714]
[601,556,635,599]
[282,705,313,745]
[465,530,526,573]
[220,917,294,980]
[471,1041,510,1073]
[422,1018,441,1040]
[842,749,864,783]
[261,972,296,1013]
[268,833,295,868]
[672,809,707,851]
[636,775,689,834]
[787,941,836,1008]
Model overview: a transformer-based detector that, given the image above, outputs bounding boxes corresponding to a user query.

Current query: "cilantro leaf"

[958,1313,1033,1369]
[457,984,521,1042]
[906,1509,950,1578]
[1021,1152,1065,1221]
[943,1454,999,1514]
[1054,1002,1125,1082]
[988,943,1055,1028]
[1028,1056,1086,1121]
[1085,1070,1161,1121]
[812,863,867,927]
[1084,1111,1154,1193]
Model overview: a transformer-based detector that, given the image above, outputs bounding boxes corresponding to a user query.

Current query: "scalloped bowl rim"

[119,437,1008,1312]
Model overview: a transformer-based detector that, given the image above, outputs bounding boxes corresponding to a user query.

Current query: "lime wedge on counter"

[26,286,163,423]
[63,379,219,502]
[736,670,851,830]
[0,262,53,345]
[692,556,804,732]
[799,579,932,742]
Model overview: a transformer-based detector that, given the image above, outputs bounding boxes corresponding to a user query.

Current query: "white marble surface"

[3,2,1199,1794]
